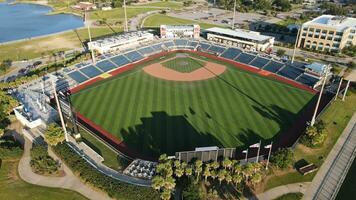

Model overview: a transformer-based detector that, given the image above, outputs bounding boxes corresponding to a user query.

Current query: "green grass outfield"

[162,56,205,73]
[71,52,315,158]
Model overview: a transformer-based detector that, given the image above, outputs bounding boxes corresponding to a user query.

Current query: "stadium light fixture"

[52,81,69,142]
[85,11,96,64]
[291,23,301,64]
[311,72,327,126]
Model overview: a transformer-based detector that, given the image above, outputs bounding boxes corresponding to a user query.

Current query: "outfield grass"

[0,152,87,199]
[265,87,356,190]
[143,14,223,29]
[71,52,314,158]
[162,57,205,73]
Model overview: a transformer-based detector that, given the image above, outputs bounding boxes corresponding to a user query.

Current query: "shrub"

[0,137,23,159]
[30,145,59,175]
[270,148,294,169]
[301,121,327,147]
[53,143,159,199]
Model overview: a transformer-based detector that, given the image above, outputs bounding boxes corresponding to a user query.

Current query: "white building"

[88,31,155,54]
[297,15,356,52]
[160,25,200,39]
[205,27,275,52]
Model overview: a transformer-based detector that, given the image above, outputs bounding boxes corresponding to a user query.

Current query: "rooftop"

[160,24,198,30]
[90,31,153,47]
[205,27,273,42]
[304,15,356,31]
[305,62,328,74]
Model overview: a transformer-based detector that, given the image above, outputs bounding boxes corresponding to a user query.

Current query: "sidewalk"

[18,138,113,200]
[252,182,310,200]
[303,112,356,200]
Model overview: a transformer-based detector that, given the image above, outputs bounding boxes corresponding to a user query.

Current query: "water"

[0,2,84,43]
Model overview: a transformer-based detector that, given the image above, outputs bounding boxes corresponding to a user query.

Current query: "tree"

[250,173,262,186]
[254,0,272,10]
[211,161,220,170]
[185,166,193,176]
[203,166,211,182]
[218,169,227,185]
[0,59,12,73]
[44,124,65,146]
[152,176,165,191]
[222,158,233,170]
[160,189,171,200]
[270,148,294,169]
[194,160,203,178]
[232,173,243,187]
[175,166,184,178]
[273,0,291,11]
[276,49,286,57]
[225,173,233,185]
[242,163,254,180]
[164,176,176,190]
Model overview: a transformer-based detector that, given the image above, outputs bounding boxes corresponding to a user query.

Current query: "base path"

[303,112,356,200]
[18,138,113,200]
[252,182,310,200]
[143,62,226,81]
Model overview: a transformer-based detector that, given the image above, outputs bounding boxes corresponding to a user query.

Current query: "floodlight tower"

[52,81,69,142]
[123,0,128,32]
[231,0,237,30]
[85,10,96,64]
[291,23,301,64]
[310,71,328,126]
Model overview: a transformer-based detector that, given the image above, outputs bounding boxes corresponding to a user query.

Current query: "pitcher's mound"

[143,62,226,81]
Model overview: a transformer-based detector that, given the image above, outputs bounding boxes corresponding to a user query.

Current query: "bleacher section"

[250,57,270,69]
[80,65,103,78]
[235,53,256,65]
[67,71,88,83]
[96,60,117,72]
[277,65,304,80]
[124,51,144,62]
[110,55,130,67]
[263,61,285,73]
[220,48,242,60]
[63,39,318,89]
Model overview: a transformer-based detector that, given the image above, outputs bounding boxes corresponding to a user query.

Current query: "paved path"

[252,182,310,200]
[18,138,113,200]
[303,112,356,200]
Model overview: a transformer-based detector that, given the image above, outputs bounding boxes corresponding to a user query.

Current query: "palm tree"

[222,158,232,170]
[233,164,242,175]
[185,167,193,176]
[250,173,262,187]
[242,163,254,181]
[225,173,233,185]
[159,154,168,163]
[164,176,176,190]
[231,160,238,171]
[181,161,187,169]
[156,163,166,174]
[211,161,220,170]
[232,173,243,187]
[203,166,211,182]
[160,189,171,200]
[218,169,227,185]
[195,160,203,178]
[210,169,217,180]
[152,176,165,191]
[175,166,184,178]
[174,160,181,168]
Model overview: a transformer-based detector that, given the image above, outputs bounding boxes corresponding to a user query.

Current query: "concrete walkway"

[303,112,356,200]
[252,182,310,200]
[18,138,113,200]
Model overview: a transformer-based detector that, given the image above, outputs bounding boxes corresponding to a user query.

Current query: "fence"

[176,148,236,163]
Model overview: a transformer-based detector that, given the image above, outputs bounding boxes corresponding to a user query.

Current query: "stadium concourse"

[53,38,321,95]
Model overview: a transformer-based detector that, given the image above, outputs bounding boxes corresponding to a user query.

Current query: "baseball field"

[70,52,315,158]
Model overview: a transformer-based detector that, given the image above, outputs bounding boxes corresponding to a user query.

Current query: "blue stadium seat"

[67,71,88,83]
[96,60,116,72]
[80,65,102,78]
[187,41,198,49]
[199,42,211,50]
[287,60,306,69]
[164,41,174,48]
[249,57,270,69]
[174,39,188,46]
[151,43,163,52]
[296,74,319,87]
[110,55,130,67]
[138,46,155,55]
[277,65,304,80]
[220,48,242,60]
[235,53,256,64]
[124,51,144,62]
[263,61,285,73]
[208,45,225,54]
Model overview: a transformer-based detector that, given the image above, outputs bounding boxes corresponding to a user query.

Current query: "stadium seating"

[296,74,319,87]
[187,41,198,49]
[151,43,164,52]
[199,42,211,51]
[164,41,175,48]
[174,39,188,46]
[96,60,117,72]
[262,61,285,73]
[208,45,226,54]
[124,51,144,62]
[80,65,103,78]
[250,57,270,69]
[75,63,86,68]
[277,65,304,80]
[67,71,88,83]
[287,60,306,69]
[138,46,155,55]
[235,53,256,64]
[110,55,130,67]
[220,48,242,60]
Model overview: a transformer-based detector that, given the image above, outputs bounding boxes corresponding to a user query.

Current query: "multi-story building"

[297,15,356,53]
[204,27,274,52]
[160,25,200,39]
[88,31,154,54]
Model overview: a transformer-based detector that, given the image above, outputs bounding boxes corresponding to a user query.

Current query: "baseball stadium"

[61,38,329,160]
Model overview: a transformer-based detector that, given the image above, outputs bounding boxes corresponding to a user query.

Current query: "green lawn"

[143,14,223,29]
[162,56,205,73]
[131,1,183,9]
[335,159,356,200]
[89,7,160,21]
[0,152,86,200]
[274,192,303,200]
[71,52,314,158]
[265,87,356,190]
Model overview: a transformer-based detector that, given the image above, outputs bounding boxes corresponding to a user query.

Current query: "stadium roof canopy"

[205,27,272,42]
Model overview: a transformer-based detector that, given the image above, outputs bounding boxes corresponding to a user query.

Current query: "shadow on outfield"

[120,111,223,158]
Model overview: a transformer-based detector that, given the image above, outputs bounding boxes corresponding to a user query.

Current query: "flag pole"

[265,142,273,170]
[334,77,343,101]
[256,140,261,163]
[245,149,248,162]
